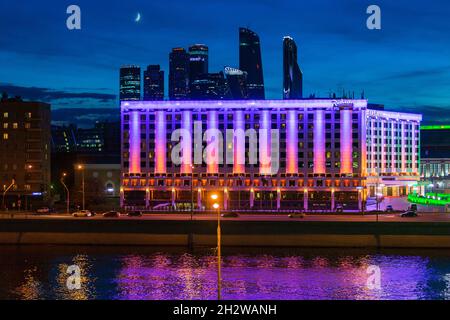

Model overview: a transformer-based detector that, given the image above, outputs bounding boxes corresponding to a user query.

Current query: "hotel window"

[3,133,8,140]
[3,112,8,118]
[3,123,8,129]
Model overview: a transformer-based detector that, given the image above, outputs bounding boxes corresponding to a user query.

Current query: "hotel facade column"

[401,121,406,174]
[381,119,386,173]
[224,189,228,211]
[358,189,362,211]
[146,189,150,208]
[181,110,192,174]
[233,110,245,174]
[313,109,326,174]
[276,189,281,210]
[411,123,417,174]
[197,188,202,210]
[250,189,255,208]
[303,189,308,211]
[331,189,335,211]
[371,119,376,175]
[155,110,166,174]
[207,110,219,174]
[129,110,141,174]
[340,108,353,174]
[391,121,396,176]
[259,110,271,175]
[286,110,298,174]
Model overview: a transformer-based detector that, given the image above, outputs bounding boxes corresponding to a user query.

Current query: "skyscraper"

[119,65,141,101]
[224,67,248,99]
[283,36,303,99]
[169,48,190,100]
[143,65,164,101]
[190,72,231,100]
[239,28,265,100]
[188,44,209,83]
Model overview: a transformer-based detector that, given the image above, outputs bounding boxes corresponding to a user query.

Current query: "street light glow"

[211,194,218,200]
[213,203,219,209]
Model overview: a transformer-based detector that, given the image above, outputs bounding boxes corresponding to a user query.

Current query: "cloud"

[0,83,116,103]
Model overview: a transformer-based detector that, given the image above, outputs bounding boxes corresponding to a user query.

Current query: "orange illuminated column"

[286,110,298,174]
[129,110,141,174]
[313,109,325,174]
[181,110,192,174]
[340,108,353,174]
[259,110,271,175]
[233,110,245,174]
[155,110,166,174]
[206,110,219,173]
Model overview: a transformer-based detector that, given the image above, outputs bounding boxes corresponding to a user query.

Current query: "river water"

[0,246,449,300]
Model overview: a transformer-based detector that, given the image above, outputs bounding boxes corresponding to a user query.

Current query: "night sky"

[1,0,449,124]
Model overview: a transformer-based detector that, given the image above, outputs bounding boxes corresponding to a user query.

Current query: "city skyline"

[0,0,449,125]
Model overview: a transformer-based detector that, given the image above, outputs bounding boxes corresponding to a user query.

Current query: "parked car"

[102,211,121,218]
[127,211,142,217]
[385,205,394,212]
[35,207,51,214]
[288,213,306,219]
[335,205,344,213]
[221,212,239,218]
[401,210,418,218]
[72,210,93,217]
[409,204,418,212]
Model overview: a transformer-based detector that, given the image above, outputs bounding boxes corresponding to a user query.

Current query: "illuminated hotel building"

[120,99,422,211]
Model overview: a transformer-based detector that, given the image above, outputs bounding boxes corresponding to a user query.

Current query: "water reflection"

[0,246,449,300]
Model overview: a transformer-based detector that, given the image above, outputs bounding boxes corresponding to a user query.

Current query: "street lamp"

[60,172,70,214]
[2,179,15,211]
[77,165,85,210]
[190,165,195,220]
[211,194,221,300]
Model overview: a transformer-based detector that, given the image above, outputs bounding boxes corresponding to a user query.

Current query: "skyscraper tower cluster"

[119,28,303,101]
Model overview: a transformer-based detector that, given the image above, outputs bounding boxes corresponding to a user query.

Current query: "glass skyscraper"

[143,65,164,101]
[239,28,265,100]
[188,44,209,83]
[119,65,141,101]
[283,36,303,99]
[169,48,190,100]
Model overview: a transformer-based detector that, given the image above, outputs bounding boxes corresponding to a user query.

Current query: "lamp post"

[211,193,221,300]
[190,165,195,220]
[2,179,15,211]
[77,165,85,210]
[60,173,70,214]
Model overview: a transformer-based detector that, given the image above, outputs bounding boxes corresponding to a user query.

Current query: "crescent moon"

[135,13,141,22]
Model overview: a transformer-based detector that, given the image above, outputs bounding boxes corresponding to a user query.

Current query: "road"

[1,212,450,223]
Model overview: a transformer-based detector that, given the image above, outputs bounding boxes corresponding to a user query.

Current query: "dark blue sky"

[1,0,449,124]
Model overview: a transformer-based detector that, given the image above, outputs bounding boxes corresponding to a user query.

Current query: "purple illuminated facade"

[120,100,421,211]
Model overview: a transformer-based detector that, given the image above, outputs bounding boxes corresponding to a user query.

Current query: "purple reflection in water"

[1,247,449,300]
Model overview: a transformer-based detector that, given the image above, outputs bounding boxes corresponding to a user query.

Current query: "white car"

[72,210,93,217]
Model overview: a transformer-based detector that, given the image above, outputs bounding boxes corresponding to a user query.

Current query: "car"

[35,207,51,215]
[127,211,142,217]
[288,213,306,219]
[385,205,394,212]
[409,204,418,212]
[102,211,121,218]
[401,210,418,218]
[72,210,93,217]
[221,212,239,218]
[335,205,344,213]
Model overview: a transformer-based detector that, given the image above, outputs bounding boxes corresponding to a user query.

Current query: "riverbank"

[1,215,450,248]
